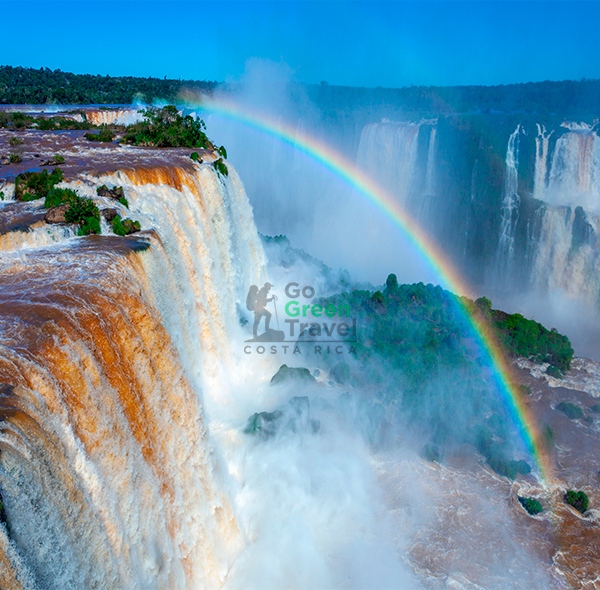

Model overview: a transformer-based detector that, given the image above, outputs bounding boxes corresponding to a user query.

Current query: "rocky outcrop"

[44,202,70,224]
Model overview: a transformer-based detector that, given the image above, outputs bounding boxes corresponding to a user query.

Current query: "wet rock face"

[44,202,70,224]
[96,185,125,201]
[101,208,118,222]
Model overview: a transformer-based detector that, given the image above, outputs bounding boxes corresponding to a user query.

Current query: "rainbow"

[190,96,552,481]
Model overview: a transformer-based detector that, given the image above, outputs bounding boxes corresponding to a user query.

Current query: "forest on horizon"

[2,65,600,120]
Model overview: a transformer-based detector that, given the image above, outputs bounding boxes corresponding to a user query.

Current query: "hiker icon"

[245,282,285,342]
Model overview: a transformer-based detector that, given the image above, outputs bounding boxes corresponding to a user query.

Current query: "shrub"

[9,136,22,147]
[10,112,34,129]
[112,215,127,236]
[45,187,78,209]
[52,155,65,164]
[0,191,4,201]
[85,126,115,142]
[122,105,212,148]
[217,145,227,159]
[9,154,22,164]
[556,402,584,420]
[546,365,563,379]
[518,496,543,515]
[64,194,101,235]
[190,151,200,161]
[565,490,589,514]
[214,158,228,176]
[15,168,63,200]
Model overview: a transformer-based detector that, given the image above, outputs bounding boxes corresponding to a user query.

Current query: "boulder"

[270,364,316,386]
[44,203,71,224]
[97,185,125,200]
[101,208,118,221]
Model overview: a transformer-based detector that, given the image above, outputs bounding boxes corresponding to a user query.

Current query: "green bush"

[9,136,22,147]
[565,490,589,514]
[122,105,212,148]
[518,496,543,515]
[190,151,200,161]
[15,168,63,200]
[64,194,101,235]
[112,215,127,236]
[214,158,228,176]
[217,145,227,159]
[52,155,65,164]
[556,402,584,420]
[546,365,563,379]
[9,154,22,164]
[85,126,115,142]
[112,215,140,236]
[44,187,78,208]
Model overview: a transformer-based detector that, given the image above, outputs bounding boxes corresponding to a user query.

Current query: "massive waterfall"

[0,163,264,589]
[356,119,600,326]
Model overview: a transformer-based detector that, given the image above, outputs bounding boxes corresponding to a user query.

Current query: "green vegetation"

[0,65,218,104]
[217,145,227,159]
[270,364,316,386]
[8,154,22,164]
[190,151,200,161]
[15,168,63,201]
[556,402,584,420]
[565,490,589,514]
[122,105,212,148]
[0,191,4,201]
[318,276,570,472]
[546,365,563,379]
[470,296,573,372]
[44,187,78,209]
[52,155,65,164]
[111,215,140,236]
[9,136,22,147]
[64,194,101,236]
[213,158,228,176]
[85,125,115,142]
[37,117,90,131]
[590,404,600,413]
[518,496,543,515]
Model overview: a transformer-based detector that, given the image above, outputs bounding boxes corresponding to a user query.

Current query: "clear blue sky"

[1,0,599,87]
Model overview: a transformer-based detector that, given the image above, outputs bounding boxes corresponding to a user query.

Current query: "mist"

[202,59,439,287]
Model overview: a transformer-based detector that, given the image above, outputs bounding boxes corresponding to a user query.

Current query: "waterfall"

[84,108,144,127]
[356,121,421,207]
[495,126,521,284]
[533,124,552,201]
[0,161,265,589]
[423,126,437,198]
[544,129,600,211]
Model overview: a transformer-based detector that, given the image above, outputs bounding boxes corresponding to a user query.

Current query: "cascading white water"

[356,121,421,207]
[495,125,521,283]
[0,160,265,590]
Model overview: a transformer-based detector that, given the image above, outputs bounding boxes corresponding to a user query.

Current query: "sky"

[1,0,599,88]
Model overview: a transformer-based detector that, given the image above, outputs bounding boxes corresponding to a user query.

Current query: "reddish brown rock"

[44,203,70,224]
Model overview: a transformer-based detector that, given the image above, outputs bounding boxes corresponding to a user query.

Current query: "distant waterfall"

[0,162,265,589]
[356,121,421,206]
[495,126,521,283]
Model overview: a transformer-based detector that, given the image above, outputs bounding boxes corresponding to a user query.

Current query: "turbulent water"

[2,118,600,589]
[0,159,262,589]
